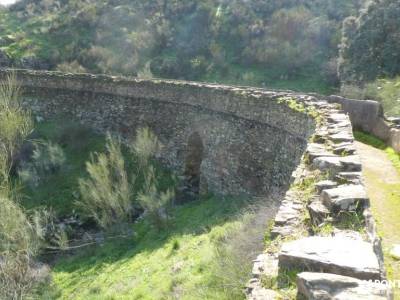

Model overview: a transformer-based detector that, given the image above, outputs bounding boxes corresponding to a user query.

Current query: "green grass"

[16,119,264,300]
[354,131,400,173]
[39,195,254,300]
[354,131,400,298]
[20,119,107,216]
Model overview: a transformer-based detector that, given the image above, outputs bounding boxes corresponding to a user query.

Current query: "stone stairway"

[246,96,393,299]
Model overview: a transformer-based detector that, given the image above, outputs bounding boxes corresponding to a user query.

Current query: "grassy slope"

[41,196,251,300]
[19,119,260,299]
[354,131,400,298]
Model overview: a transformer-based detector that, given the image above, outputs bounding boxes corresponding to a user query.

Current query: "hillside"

[0,0,366,93]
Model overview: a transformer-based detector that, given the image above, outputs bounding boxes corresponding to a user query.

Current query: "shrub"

[0,71,48,299]
[0,72,33,186]
[78,134,132,230]
[18,141,66,187]
[130,127,162,169]
[0,196,50,300]
[138,165,174,230]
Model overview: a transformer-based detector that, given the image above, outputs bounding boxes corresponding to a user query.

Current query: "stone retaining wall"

[246,96,392,299]
[327,95,400,153]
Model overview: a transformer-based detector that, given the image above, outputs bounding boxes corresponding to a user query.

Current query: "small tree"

[78,134,132,230]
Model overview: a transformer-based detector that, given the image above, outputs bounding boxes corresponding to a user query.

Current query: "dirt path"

[356,141,400,297]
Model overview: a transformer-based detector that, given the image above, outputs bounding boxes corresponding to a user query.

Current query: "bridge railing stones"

[246,96,393,299]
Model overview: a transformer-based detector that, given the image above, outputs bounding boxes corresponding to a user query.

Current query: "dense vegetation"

[0,0,367,93]
[2,0,400,104]
[339,0,400,83]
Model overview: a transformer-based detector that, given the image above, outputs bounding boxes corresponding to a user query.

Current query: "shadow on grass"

[51,194,265,274]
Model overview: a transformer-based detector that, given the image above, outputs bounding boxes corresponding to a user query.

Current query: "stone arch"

[183,131,204,199]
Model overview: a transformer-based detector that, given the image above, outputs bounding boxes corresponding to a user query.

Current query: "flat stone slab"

[274,200,303,226]
[271,225,297,238]
[313,156,342,171]
[330,132,354,143]
[246,278,279,300]
[316,180,338,193]
[308,200,330,225]
[307,143,336,161]
[279,236,381,280]
[335,172,363,184]
[252,253,278,278]
[390,244,400,260]
[328,113,349,124]
[339,155,362,172]
[313,155,361,173]
[297,272,389,300]
[321,185,369,212]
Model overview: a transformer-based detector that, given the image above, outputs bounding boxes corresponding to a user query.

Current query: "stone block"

[321,185,369,212]
[279,236,381,280]
[297,272,389,300]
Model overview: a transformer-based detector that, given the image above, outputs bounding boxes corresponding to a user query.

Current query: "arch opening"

[182,132,204,201]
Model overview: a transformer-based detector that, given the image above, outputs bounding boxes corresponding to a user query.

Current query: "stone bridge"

[4,69,316,198]
[0,69,393,299]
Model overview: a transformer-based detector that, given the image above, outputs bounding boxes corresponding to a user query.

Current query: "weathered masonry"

[5,69,315,197]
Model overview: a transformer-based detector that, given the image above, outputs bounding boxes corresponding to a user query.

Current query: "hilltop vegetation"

[2,0,400,100]
[0,0,367,93]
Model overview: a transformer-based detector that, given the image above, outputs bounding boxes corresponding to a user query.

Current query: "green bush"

[0,72,33,187]
[77,127,173,230]
[78,134,132,230]
[138,165,174,230]
[18,141,66,187]
[0,72,48,300]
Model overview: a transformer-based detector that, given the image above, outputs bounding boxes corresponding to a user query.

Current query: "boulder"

[297,272,389,300]
[321,185,369,212]
[279,236,381,280]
